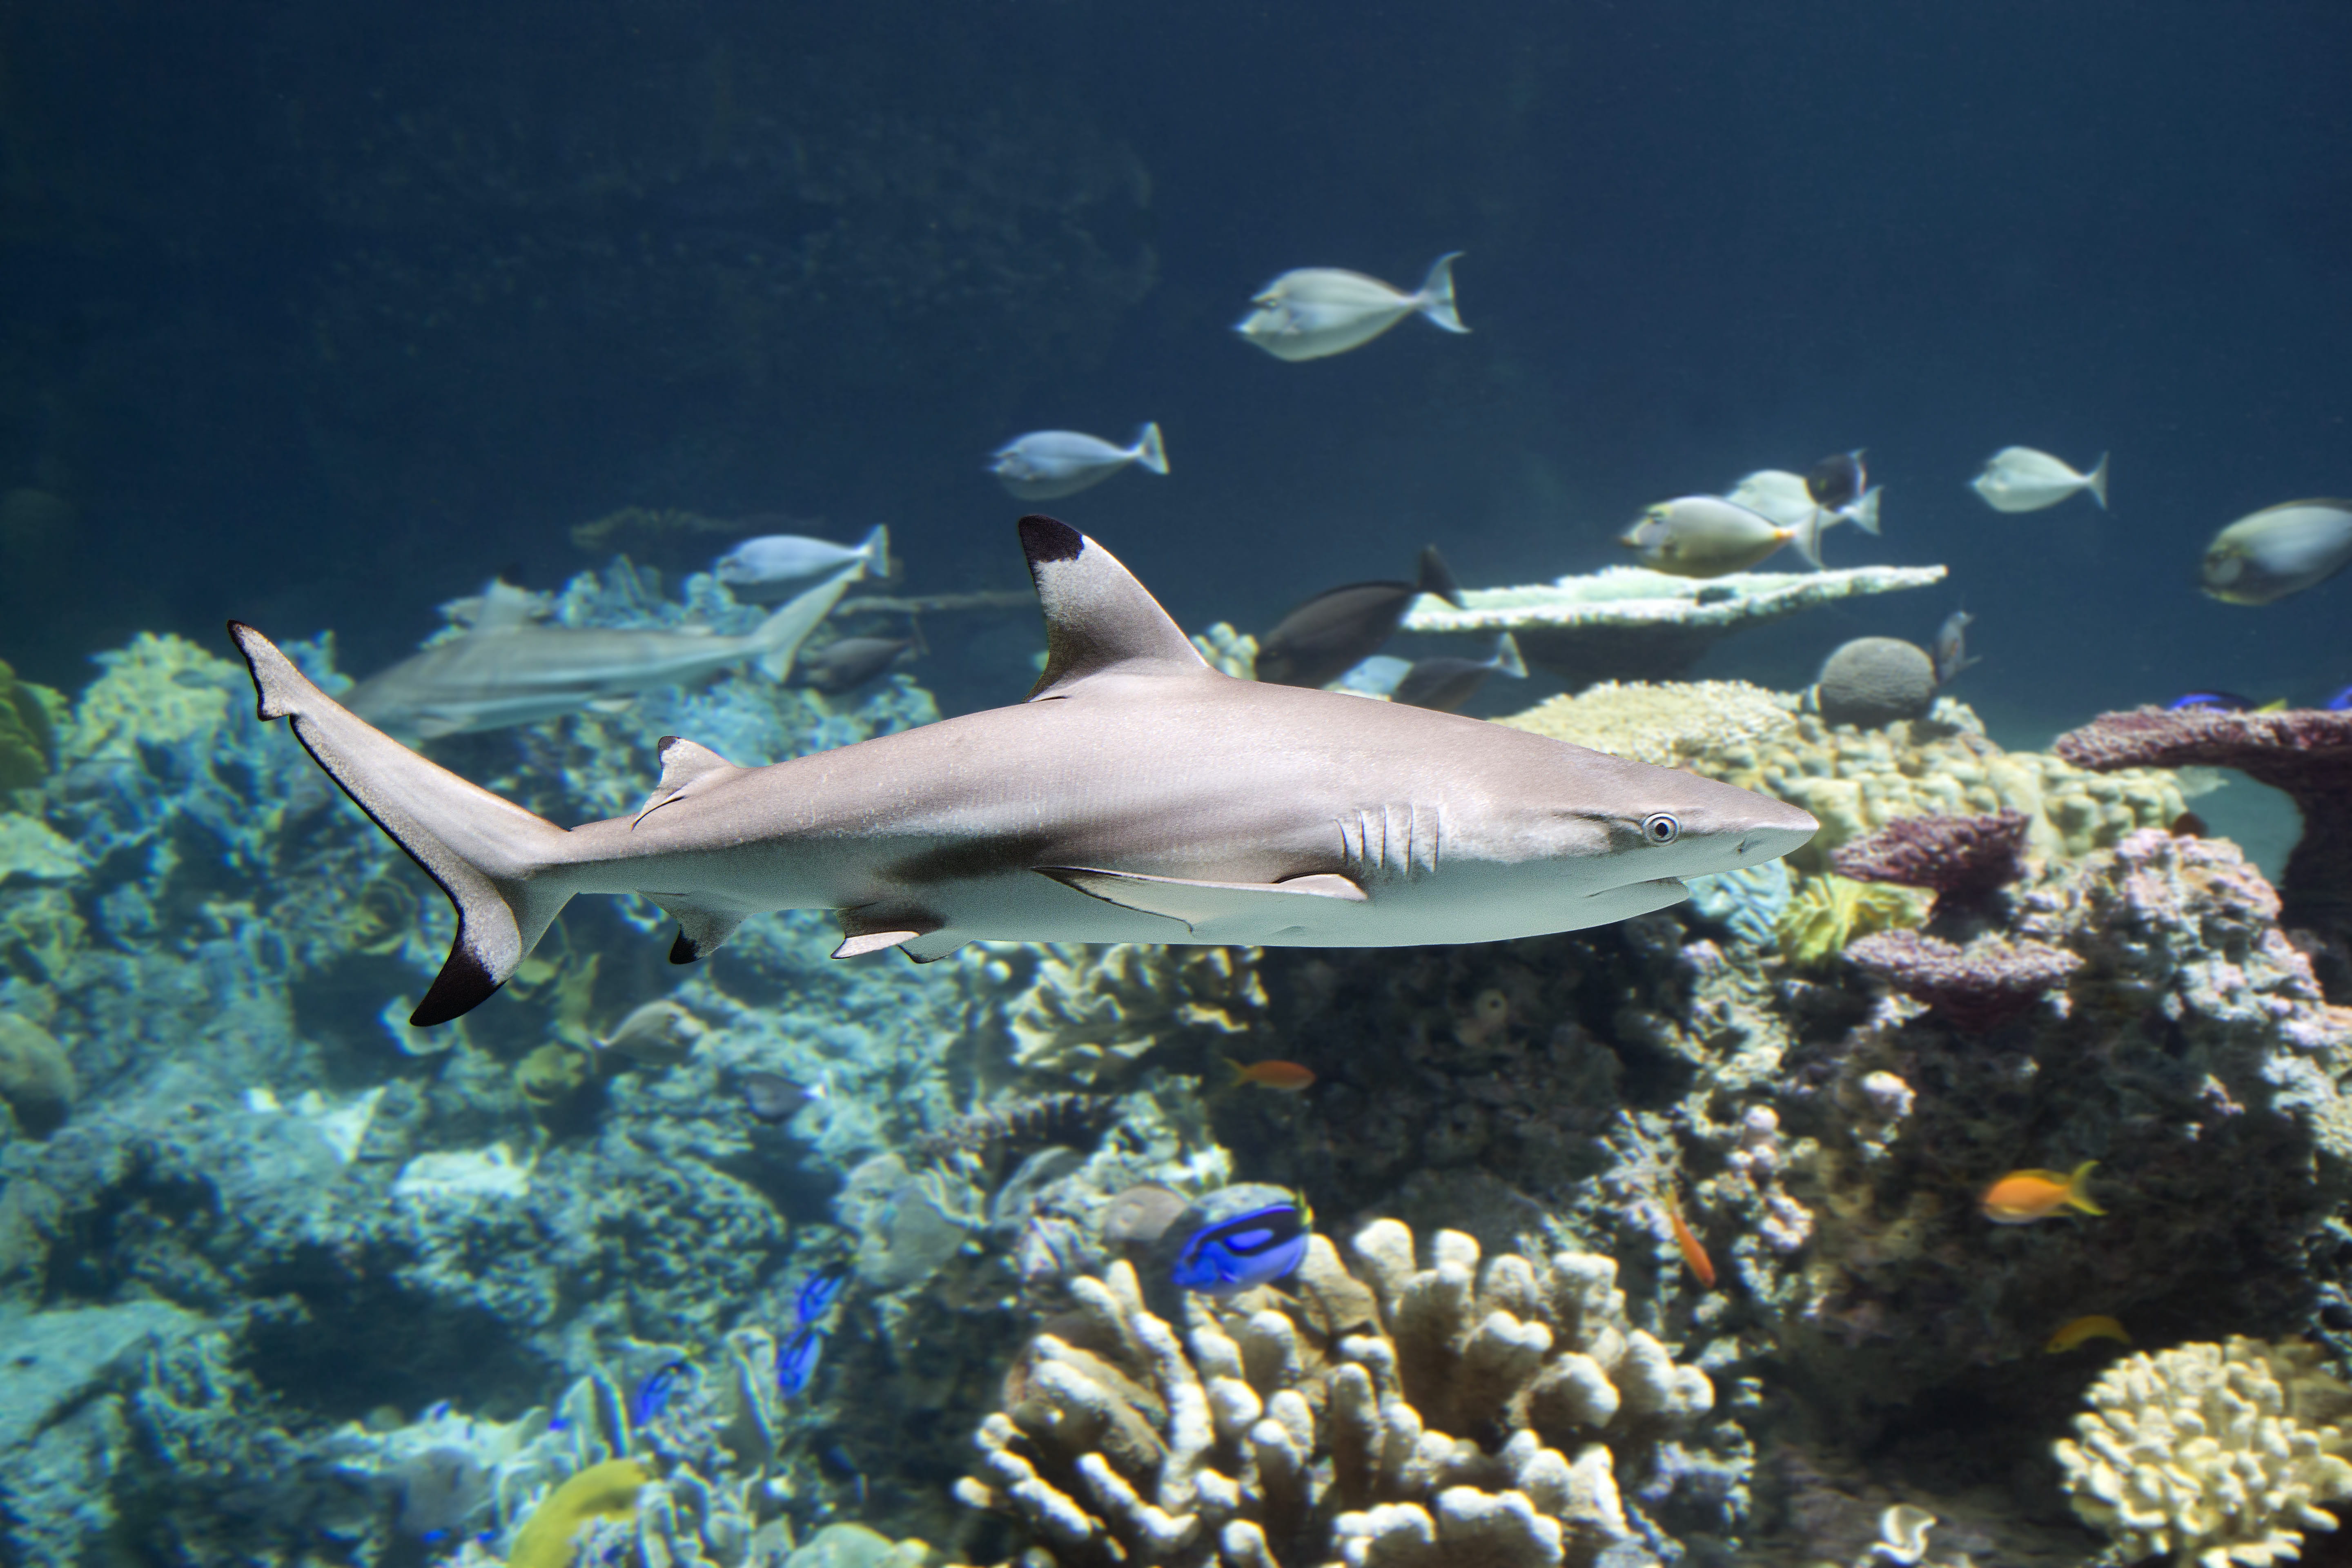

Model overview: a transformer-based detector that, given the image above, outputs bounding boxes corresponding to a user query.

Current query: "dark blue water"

[3,0,2347,720]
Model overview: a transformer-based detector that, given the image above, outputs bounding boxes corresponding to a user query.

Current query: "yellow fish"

[2046,1314,2132,1354]
[1981,1160,2105,1225]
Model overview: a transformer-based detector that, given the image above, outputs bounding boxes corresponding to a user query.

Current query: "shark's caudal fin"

[1019,515,1213,699]
[227,622,577,1025]
[751,561,864,681]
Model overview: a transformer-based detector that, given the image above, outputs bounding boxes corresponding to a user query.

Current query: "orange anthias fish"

[2046,1314,2132,1354]
[1982,1161,2105,1225]
[1226,1058,1316,1092]
[1661,1189,1716,1289]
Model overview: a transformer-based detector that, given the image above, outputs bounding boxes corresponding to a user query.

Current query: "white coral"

[2053,1336,2352,1568]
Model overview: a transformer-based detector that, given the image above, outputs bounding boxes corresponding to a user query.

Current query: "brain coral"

[958,1218,1718,1568]
[1815,637,1938,729]
[2054,1336,2352,1568]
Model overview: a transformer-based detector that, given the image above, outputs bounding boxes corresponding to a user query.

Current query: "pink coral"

[1829,810,2031,912]
[1844,930,2083,1030]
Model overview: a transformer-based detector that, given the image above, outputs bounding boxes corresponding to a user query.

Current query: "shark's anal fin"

[647,893,748,964]
[831,909,959,962]
[1018,516,1213,699]
[1038,866,1366,938]
[633,736,746,827]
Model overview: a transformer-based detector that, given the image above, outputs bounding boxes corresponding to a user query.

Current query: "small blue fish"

[795,1266,849,1328]
[777,1325,825,1398]
[713,525,889,602]
[988,423,1168,501]
[2167,691,2261,712]
[2328,686,2352,712]
[1170,1200,1312,1297]
[632,1361,692,1426]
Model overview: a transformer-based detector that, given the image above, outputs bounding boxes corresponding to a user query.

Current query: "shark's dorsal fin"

[1020,515,1212,699]
[468,580,543,634]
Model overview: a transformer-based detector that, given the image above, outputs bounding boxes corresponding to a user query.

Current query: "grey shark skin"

[344,558,869,738]
[227,517,1816,1026]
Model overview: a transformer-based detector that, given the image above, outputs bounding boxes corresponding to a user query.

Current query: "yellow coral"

[509,1457,656,1568]
[2054,1336,2352,1568]
[1775,874,1933,968]
[66,633,239,764]
[1495,680,1796,767]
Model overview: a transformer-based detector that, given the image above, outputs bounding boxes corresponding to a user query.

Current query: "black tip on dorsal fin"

[1016,515,1209,699]
[1417,546,1465,608]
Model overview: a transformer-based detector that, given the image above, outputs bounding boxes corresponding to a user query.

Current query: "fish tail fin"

[1133,421,1169,476]
[2067,1160,2106,1216]
[1492,632,1527,679]
[226,622,576,1026]
[855,523,892,579]
[1790,510,1826,571]
[1850,485,1884,536]
[1415,251,1469,333]
[2085,452,2109,510]
[753,565,860,681]
[1417,544,1466,608]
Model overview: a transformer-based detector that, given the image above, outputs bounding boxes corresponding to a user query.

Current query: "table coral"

[1829,811,2031,915]
[1842,931,2083,1032]
[2053,1336,2352,1568]
[958,1219,1720,1567]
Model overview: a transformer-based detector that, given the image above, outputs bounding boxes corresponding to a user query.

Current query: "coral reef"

[1401,563,1948,688]
[953,943,1275,1090]
[1842,930,2084,1031]
[959,1218,1723,1567]
[0,659,62,795]
[1775,873,1935,968]
[1495,679,1796,766]
[2054,704,2352,956]
[0,1012,75,1137]
[2053,1336,2352,1568]
[1829,810,2032,915]
[1814,638,1938,729]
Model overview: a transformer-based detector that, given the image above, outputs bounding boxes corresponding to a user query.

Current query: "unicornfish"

[227,516,1817,1026]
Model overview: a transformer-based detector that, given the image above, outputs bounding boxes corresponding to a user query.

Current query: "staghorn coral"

[955,943,1274,1089]
[1814,638,1938,730]
[1829,810,2031,914]
[2053,1336,2352,1568]
[1842,931,2084,1031]
[958,1218,1722,1568]
[1494,679,1796,768]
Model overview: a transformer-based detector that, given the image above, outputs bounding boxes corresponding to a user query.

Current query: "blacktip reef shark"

[343,532,880,738]
[227,517,1816,1026]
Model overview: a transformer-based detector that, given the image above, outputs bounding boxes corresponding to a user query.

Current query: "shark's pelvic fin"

[634,735,746,827]
[226,621,577,1026]
[1019,515,1213,700]
[1038,866,1366,936]
[649,894,749,964]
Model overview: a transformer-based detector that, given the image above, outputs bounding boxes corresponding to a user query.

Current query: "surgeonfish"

[1619,496,1824,579]
[1389,633,1528,713]
[592,999,705,1068]
[989,423,1169,501]
[714,525,890,601]
[1729,467,1881,543]
[2329,686,2352,712]
[1932,610,1980,685]
[1225,1057,1316,1092]
[1970,448,2109,513]
[1806,450,1867,512]
[2165,691,2274,713]
[2199,500,2352,606]
[1981,1161,2104,1225]
[794,1266,849,1327]
[776,1325,824,1397]
[1166,1186,1314,1297]
[738,1070,822,1124]
[2046,1314,2132,1354]
[797,635,917,693]
[1234,254,1468,361]
[345,563,867,738]
[631,1361,693,1425]
[1254,546,1466,688]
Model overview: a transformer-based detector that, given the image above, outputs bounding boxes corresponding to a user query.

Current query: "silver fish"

[989,424,1168,501]
[714,526,889,602]
[1971,448,2109,513]
[345,564,865,738]
[1234,254,1468,361]
[1620,497,1824,578]
[228,517,1816,1026]
[2199,500,2352,606]
[1933,610,1980,684]
[1726,468,1881,541]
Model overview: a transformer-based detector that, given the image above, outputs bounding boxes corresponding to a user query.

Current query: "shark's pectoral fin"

[830,909,946,961]
[1038,866,1367,939]
[633,736,748,827]
[646,893,749,964]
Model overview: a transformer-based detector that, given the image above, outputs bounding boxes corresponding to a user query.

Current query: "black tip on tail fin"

[1417,546,1465,608]
[411,944,503,1027]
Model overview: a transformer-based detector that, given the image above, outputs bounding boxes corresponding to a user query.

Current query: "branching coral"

[958,1219,1721,1567]
[954,943,1274,1089]
[1843,931,2083,1031]
[2053,1336,2352,1568]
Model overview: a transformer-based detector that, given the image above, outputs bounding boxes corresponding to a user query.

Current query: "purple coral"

[1830,810,2031,912]
[1844,930,2083,1031]
[2055,706,2352,945]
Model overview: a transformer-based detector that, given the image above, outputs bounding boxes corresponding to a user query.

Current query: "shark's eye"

[1642,813,1681,845]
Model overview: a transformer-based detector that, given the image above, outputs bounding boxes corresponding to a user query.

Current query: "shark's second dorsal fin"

[1019,515,1212,700]
[634,735,745,827]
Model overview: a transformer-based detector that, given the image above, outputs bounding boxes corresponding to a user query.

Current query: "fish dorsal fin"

[1019,515,1211,699]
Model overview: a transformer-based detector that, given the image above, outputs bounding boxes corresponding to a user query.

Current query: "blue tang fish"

[631,1361,692,1426]
[777,1325,825,1399]
[2167,691,2264,713]
[794,1265,849,1328]
[2328,686,2352,712]
[1166,1184,1313,1298]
